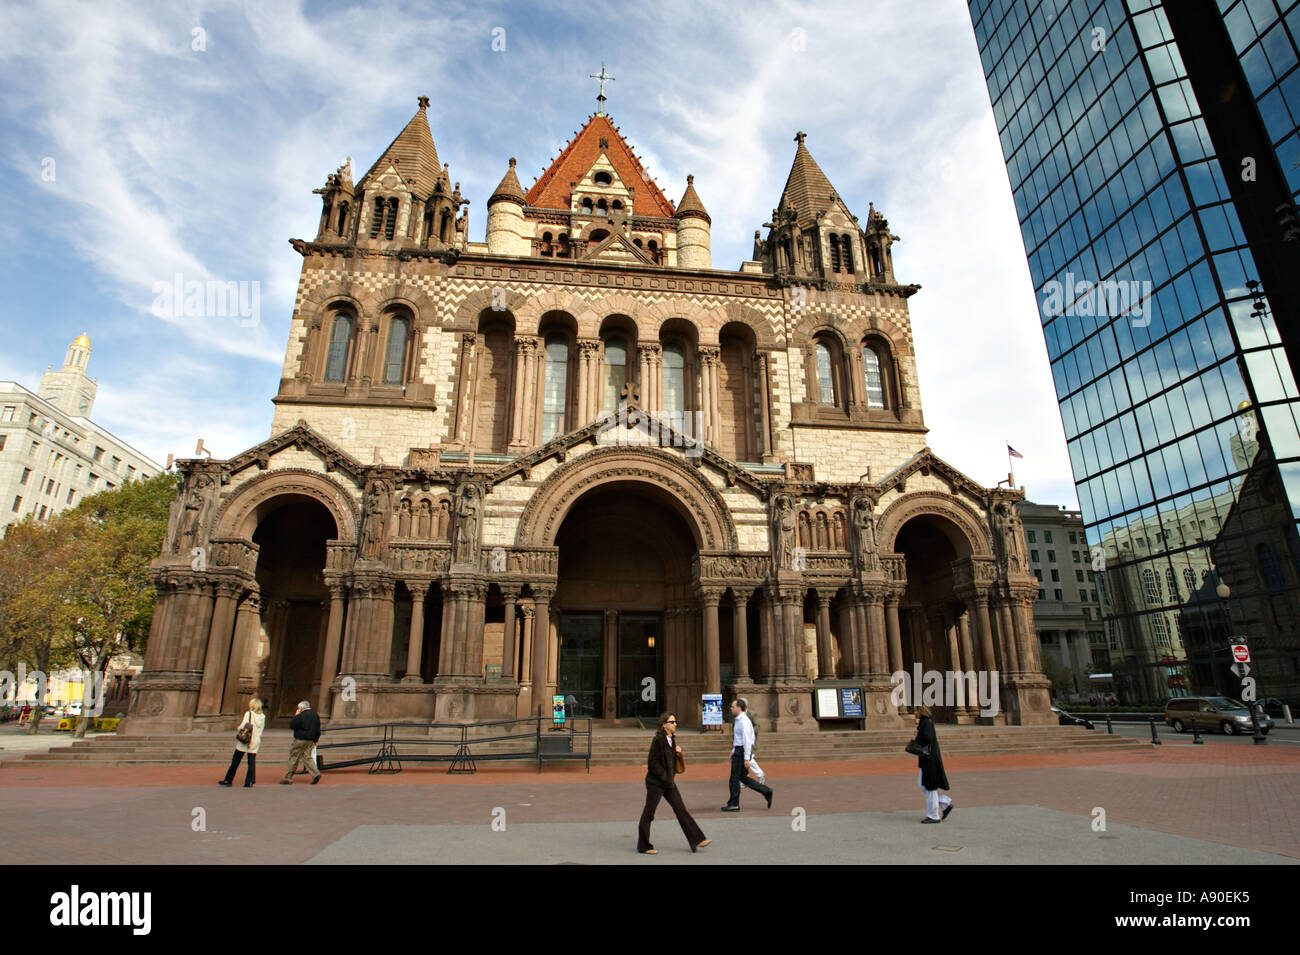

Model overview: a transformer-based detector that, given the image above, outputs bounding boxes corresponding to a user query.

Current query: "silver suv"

[1165,696,1274,735]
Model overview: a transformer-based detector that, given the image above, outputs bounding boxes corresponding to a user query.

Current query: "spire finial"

[509,157,516,167]
[795,131,806,145]
[589,62,615,115]
[418,95,429,109]
[687,174,694,184]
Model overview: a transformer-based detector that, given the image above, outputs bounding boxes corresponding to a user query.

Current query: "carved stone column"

[438,587,458,676]
[866,590,889,681]
[519,338,538,447]
[509,337,529,447]
[813,591,833,680]
[454,332,476,446]
[221,592,260,716]
[318,582,347,711]
[997,598,1021,673]
[501,587,519,683]
[529,588,554,715]
[197,582,241,717]
[756,351,775,461]
[885,593,904,675]
[577,339,600,425]
[519,604,535,693]
[403,581,428,683]
[699,587,723,695]
[972,593,997,674]
[698,347,719,445]
[732,591,750,681]
[637,344,652,409]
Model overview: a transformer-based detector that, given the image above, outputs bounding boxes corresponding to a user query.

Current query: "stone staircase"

[2,723,1148,769]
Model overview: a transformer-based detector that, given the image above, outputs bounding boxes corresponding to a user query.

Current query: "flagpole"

[1007,440,1015,488]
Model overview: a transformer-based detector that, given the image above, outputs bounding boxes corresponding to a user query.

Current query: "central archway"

[553,483,699,722]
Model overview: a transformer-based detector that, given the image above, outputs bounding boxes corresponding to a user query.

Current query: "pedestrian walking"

[281,700,322,785]
[721,697,772,811]
[218,697,265,787]
[637,712,710,855]
[912,705,952,823]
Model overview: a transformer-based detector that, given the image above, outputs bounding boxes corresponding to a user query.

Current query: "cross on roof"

[589,62,615,115]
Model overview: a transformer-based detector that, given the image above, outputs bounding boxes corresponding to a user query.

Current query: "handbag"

[235,712,253,745]
[905,738,930,758]
[674,748,686,774]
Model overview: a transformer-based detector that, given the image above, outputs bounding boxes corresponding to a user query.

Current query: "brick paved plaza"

[2,737,1295,865]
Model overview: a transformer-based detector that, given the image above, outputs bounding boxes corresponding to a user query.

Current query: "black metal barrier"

[316,716,592,775]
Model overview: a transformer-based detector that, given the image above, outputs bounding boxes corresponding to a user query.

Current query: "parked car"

[1165,696,1274,735]
[1259,698,1292,719]
[1051,705,1095,730]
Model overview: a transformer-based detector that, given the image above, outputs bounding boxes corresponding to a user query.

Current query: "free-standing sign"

[702,694,723,726]
[551,695,566,725]
[840,687,864,718]
[1232,644,1251,664]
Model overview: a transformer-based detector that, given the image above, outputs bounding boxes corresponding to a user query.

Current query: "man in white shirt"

[721,697,772,811]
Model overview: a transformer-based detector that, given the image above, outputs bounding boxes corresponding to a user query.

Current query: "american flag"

[1007,444,1024,459]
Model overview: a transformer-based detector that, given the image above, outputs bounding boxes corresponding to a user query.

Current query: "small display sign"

[551,694,566,725]
[702,694,724,726]
[840,687,863,718]
[1232,644,1251,664]
[816,687,840,719]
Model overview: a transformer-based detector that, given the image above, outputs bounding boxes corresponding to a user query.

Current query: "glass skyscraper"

[968,0,1300,704]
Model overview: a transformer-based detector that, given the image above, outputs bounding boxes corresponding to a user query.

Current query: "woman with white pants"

[913,705,953,823]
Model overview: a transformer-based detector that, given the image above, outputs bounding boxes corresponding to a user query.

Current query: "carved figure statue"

[454,485,481,563]
[360,480,390,559]
[992,501,1025,573]
[770,494,798,571]
[172,473,214,554]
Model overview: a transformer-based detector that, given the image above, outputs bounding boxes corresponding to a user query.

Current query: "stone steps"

[2,725,1148,768]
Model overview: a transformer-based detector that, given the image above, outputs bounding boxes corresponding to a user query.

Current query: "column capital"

[404,579,430,600]
[500,585,521,600]
[578,338,601,357]
[698,346,720,365]
[637,342,661,358]
[530,585,556,602]
[696,585,725,605]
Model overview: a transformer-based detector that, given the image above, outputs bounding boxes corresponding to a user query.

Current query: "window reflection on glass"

[324,315,352,382]
[603,337,627,412]
[382,317,408,385]
[541,335,568,442]
[662,342,685,414]
[815,342,834,405]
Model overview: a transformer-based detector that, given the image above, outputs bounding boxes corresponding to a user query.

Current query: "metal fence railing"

[316,716,592,775]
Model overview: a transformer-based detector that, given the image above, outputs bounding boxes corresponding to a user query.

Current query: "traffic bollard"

[1106,714,1112,735]
[1149,716,1162,745]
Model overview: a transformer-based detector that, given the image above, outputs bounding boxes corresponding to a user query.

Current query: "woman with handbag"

[637,712,711,855]
[219,697,265,787]
[909,705,952,823]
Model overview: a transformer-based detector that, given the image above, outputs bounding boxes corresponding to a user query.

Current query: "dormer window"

[594,171,613,186]
[597,198,608,215]
[581,197,594,215]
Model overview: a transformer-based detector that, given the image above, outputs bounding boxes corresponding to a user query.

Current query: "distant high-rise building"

[968,0,1300,702]
[0,334,162,533]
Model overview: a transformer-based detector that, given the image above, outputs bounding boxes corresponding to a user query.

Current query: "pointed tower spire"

[359,96,442,200]
[778,130,840,228]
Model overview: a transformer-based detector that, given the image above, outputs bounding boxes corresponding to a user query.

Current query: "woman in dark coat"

[914,705,953,823]
[637,712,711,854]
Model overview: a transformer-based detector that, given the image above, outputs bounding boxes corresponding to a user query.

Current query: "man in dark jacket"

[914,705,951,822]
[281,700,322,785]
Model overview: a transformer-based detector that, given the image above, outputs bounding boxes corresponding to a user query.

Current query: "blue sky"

[0,0,1081,507]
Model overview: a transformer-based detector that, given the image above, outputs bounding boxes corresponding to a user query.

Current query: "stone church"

[127,95,1051,733]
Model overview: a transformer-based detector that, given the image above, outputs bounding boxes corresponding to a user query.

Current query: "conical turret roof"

[489,158,527,205]
[778,131,841,228]
[360,96,442,200]
[674,175,710,223]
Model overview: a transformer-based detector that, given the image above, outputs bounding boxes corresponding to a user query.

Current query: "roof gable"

[524,114,675,217]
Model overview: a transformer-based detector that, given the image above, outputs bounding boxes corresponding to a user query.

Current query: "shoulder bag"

[235,712,254,745]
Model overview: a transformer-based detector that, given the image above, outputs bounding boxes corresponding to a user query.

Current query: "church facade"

[127,97,1052,733]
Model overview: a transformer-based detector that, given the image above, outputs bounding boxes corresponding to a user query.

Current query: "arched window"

[862,345,886,409]
[540,231,553,257]
[581,197,593,215]
[324,314,353,382]
[1183,567,1197,597]
[541,334,569,442]
[370,198,386,238]
[830,236,842,273]
[1141,568,1162,605]
[336,202,349,236]
[647,239,659,264]
[814,342,836,405]
[558,233,570,258]
[597,198,608,215]
[382,317,408,385]
[612,199,624,211]
[594,171,613,186]
[1165,566,1180,602]
[841,235,854,273]
[371,197,398,240]
[1151,613,1171,647]
[1259,543,1285,590]
[662,342,686,414]
[603,336,627,411]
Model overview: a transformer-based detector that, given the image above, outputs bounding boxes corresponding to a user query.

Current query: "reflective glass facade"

[970,0,1300,702]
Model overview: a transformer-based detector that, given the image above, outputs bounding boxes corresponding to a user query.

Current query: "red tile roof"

[524,113,675,217]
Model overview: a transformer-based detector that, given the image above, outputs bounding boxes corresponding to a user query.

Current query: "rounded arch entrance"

[553,483,699,722]
[882,496,989,723]
[212,471,357,722]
